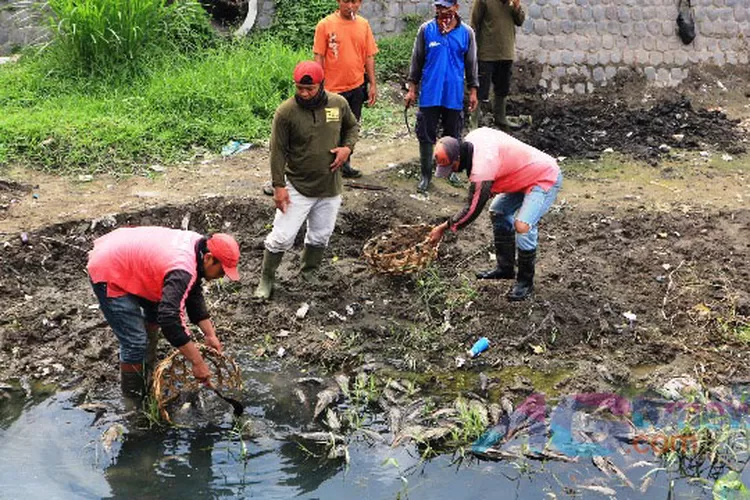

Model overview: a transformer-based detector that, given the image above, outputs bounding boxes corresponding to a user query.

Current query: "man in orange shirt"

[314,0,378,179]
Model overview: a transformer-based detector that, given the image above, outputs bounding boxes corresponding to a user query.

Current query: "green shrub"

[271,0,337,50]
[0,39,307,173]
[45,0,214,76]
[376,14,424,82]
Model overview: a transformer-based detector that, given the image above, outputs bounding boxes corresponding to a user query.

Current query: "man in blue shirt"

[405,0,479,193]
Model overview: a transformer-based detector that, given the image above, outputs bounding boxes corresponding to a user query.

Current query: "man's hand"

[330,146,352,171]
[367,83,378,106]
[429,221,449,246]
[204,333,223,355]
[273,186,290,213]
[404,88,417,109]
[192,358,212,385]
[510,0,521,9]
[468,88,478,113]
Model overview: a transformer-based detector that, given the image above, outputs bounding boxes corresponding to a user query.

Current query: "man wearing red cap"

[87,227,241,410]
[428,127,562,301]
[255,60,358,300]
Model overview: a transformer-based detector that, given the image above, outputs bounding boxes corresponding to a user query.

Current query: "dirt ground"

[1,66,749,407]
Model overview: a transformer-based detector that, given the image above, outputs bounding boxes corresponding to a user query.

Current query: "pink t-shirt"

[87,227,202,301]
[467,127,559,194]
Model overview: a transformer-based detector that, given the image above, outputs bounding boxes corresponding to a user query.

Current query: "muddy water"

[2,359,747,499]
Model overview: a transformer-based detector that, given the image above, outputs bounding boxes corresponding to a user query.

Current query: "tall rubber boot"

[342,161,362,179]
[120,363,146,412]
[253,250,284,299]
[476,229,516,280]
[476,100,492,128]
[494,95,511,132]
[416,142,434,193]
[507,249,536,301]
[300,245,326,284]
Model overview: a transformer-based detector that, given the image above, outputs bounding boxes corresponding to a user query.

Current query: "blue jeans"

[91,282,158,364]
[489,172,563,251]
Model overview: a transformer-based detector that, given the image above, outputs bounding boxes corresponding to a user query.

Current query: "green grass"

[0,38,307,174]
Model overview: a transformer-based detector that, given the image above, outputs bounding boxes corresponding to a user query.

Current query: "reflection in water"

[1,366,748,499]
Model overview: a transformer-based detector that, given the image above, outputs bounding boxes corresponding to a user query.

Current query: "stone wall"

[0,0,48,55]
[3,0,749,91]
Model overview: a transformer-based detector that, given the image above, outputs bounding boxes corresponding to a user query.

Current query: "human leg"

[477,193,524,279]
[255,184,314,299]
[492,61,515,131]
[301,194,343,282]
[475,60,496,127]
[416,107,440,192]
[339,84,366,178]
[507,172,563,300]
[91,282,150,410]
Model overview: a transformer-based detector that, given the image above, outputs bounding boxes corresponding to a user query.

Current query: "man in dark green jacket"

[470,0,525,131]
[254,60,359,300]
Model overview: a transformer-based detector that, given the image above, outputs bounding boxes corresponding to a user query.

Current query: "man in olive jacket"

[470,0,525,130]
[254,60,359,299]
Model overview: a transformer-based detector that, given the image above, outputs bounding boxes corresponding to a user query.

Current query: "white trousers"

[264,183,342,253]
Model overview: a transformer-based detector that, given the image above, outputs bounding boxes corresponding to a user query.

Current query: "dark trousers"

[339,82,367,121]
[478,60,513,101]
[415,106,463,144]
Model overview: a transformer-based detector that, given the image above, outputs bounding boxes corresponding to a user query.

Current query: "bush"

[0,39,307,173]
[376,14,424,83]
[270,0,337,50]
[45,0,214,76]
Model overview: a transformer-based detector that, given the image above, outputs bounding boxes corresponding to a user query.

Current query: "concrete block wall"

[3,0,749,91]
[0,0,49,54]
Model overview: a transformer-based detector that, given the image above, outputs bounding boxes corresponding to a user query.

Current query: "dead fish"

[387,379,409,394]
[578,484,617,496]
[296,377,325,385]
[524,448,578,463]
[404,400,426,423]
[421,426,454,443]
[294,432,346,444]
[392,425,426,447]
[432,408,458,419]
[334,374,350,396]
[468,400,490,427]
[294,388,307,406]
[479,373,489,393]
[356,428,385,443]
[101,423,126,453]
[388,407,403,435]
[488,404,503,426]
[593,456,634,489]
[381,387,401,405]
[324,408,341,432]
[640,476,654,494]
[313,386,341,420]
[476,447,520,460]
[355,362,385,373]
[500,396,514,415]
[77,402,109,413]
[328,444,350,463]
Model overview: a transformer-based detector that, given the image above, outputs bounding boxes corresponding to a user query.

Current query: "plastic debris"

[295,302,310,319]
[622,311,637,322]
[467,337,490,358]
[221,140,253,157]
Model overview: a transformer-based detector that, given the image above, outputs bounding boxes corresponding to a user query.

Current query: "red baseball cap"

[206,233,240,280]
[293,60,324,85]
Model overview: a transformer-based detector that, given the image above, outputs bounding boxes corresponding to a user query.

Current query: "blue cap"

[434,0,458,6]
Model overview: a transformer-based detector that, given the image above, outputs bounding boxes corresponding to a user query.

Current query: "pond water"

[1,360,747,499]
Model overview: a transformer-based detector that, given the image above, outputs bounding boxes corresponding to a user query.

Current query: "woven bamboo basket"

[363,224,439,275]
[152,344,242,423]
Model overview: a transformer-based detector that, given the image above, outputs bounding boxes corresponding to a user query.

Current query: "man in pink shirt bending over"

[88,227,241,410]
[429,127,562,301]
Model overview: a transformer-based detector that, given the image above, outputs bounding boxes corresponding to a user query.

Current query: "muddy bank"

[1,182,748,400]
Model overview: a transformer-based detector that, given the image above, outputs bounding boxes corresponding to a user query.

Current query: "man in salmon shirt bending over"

[428,127,562,301]
[87,227,241,410]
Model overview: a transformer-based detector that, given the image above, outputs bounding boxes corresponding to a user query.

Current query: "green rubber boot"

[120,363,146,412]
[253,250,284,299]
[300,245,326,284]
[416,142,434,193]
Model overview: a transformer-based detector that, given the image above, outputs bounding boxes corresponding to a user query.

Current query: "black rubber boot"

[300,245,325,284]
[254,250,284,299]
[120,363,146,412]
[416,142,434,193]
[476,229,516,280]
[507,249,536,301]
[342,162,362,178]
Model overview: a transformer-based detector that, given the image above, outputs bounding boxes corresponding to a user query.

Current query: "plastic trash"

[221,140,253,157]
[467,337,490,358]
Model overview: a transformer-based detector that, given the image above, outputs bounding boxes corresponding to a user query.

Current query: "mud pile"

[512,95,746,164]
